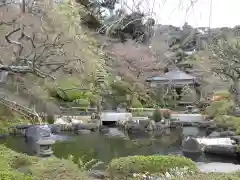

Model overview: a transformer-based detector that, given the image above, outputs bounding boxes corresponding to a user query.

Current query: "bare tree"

[0,0,81,81]
[207,39,240,106]
[106,40,161,80]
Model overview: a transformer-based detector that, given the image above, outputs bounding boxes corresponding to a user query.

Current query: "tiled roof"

[146,70,196,81]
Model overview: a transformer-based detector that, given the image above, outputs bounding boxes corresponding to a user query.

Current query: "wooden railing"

[0,96,40,121]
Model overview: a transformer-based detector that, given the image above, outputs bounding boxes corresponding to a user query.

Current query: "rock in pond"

[197,162,240,173]
[220,131,236,137]
[127,124,146,133]
[170,121,183,128]
[48,124,61,134]
[208,131,221,138]
[198,121,216,128]
[76,129,91,135]
[231,136,240,144]
[74,123,99,132]
[208,131,236,138]
[182,137,202,160]
[204,144,238,157]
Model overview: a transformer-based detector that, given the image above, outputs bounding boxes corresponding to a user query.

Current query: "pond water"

[0,127,239,168]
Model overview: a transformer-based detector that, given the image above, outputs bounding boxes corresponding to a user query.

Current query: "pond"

[0,127,239,168]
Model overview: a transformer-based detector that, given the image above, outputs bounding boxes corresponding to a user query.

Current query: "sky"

[119,0,240,28]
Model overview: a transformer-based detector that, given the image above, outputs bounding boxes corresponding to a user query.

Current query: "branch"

[5,28,23,59]
[0,65,33,73]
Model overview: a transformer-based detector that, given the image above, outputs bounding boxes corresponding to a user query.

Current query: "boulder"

[76,129,91,135]
[182,137,202,160]
[198,121,216,128]
[204,144,237,156]
[73,123,99,132]
[146,120,156,131]
[206,126,218,136]
[170,121,182,128]
[220,131,236,137]
[127,124,146,133]
[208,131,236,138]
[208,131,221,138]
[48,124,61,134]
[230,136,240,144]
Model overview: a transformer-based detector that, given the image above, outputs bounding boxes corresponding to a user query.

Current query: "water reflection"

[0,127,238,167]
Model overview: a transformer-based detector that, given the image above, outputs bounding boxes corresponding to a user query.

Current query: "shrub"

[106,155,197,178]
[212,90,232,100]
[214,115,240,130]
[74,99,90,107]
[152,109,162,122]
[0,171,33,180]
[131,97,143,108]
[0,145,90,180]
[67,155,103,171]
[205,99,234,118]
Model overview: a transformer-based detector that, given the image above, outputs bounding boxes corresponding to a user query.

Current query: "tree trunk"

[233,80,240,107]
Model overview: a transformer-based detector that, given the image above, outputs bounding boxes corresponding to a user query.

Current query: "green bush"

[152,109,162,122]
[56,89,85,102]
[0,145,89,180]
[214,115,240,130]
[213,90,232,100]
[110,81,131,96]
[106,155,197,178]
[205,90,235,119]
[0,171,33,180]
[205,99,234,118]
[131,97,143,108]
[74,99,90,107]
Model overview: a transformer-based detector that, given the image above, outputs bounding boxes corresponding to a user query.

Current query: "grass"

[0,105,30,134]
[0,145,90,180]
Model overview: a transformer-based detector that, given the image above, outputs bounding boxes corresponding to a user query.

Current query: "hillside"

[0,0,112,113]
[0,0,240,117]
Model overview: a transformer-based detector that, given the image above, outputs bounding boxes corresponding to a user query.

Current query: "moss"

[0,145,89,180]
[106,155,198,179]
